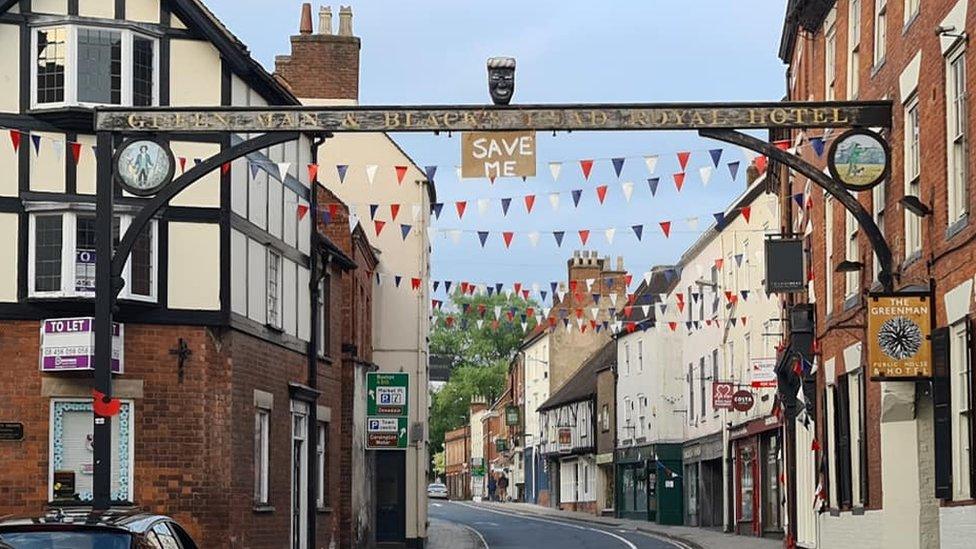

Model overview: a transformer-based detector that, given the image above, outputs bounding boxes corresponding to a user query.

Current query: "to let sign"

[867,293,932,380]
[40,317,124,374]
[461,131,536,179]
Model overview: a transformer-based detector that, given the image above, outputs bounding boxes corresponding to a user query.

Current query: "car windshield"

[0,531,131,549]
[429,484,445,490]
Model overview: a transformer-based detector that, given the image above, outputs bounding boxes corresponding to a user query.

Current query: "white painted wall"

[0,213,18,302]
[616,326,684,448]
[167,222,219,310]
[0,24,19,113]
[523,334,550,452]
[169,39,222,106]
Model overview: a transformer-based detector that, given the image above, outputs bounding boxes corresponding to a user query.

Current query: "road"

[428,500,683,549]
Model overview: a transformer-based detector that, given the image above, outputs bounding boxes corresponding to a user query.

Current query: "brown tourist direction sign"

[867,293,933,380]
[95,101,892,133]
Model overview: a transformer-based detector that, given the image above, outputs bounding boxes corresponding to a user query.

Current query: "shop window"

[33,25,157,108]
[49,399,132,503]
[699,357,706,419]
[688,364,695,425]
[254,408,270,505]
[845,211,860,299]
[29,212,156,301]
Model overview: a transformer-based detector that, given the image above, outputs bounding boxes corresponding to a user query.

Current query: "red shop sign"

[731,390,755,412]
[713,382,735,410]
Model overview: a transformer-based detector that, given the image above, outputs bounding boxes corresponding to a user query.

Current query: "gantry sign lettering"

[95,101,891,133]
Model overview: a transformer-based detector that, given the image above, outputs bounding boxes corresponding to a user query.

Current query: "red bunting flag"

[673,172,685,192]
[296,204,309,220]
[70,142,83,165]
[659,221,672,238]
[576,308,584,319]
[625,274,633,286]
[811,438,822,451]
[677,301,685,313]
[741,206,752,223]
[570,280,578,292]
[548,317,557,328]
[668,322,677,332]
[374,220,386,236]
[594,185,609,204]
[715,258,724,270]
[178,157,187,173]
[455,201,467,218]
[514,282,522,294]
[395,165,408,184]
[526,307,534,316]
[524,194,536,213]
[623,305,633,318]
[676,292,684,302]
[328,203,340,217]
[725,291,733,302]
[446,316,455,328]
[676,151,691,171]
[579,159,594,180]
[774,139,791,151]
[502,232,515,248]
[9,130,21,153]
[390,203,401,221]
[578,230,590,246]
[411,277,421,290]
[493,320,501,330]
[307,163,319,182]
[741,317,748,326]
[626,322,637,333]
[221,162,231,175]
[755,156,767,173]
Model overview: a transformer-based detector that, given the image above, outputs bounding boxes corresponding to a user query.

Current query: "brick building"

[0,1,377,549]
[444,425,471,500]
[779,1,975,547]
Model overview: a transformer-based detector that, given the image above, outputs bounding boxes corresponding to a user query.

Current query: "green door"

[655,460,684,525]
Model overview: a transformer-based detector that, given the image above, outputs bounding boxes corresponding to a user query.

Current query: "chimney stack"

[275,4,361,102]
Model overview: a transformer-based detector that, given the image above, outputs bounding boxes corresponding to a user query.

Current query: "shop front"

[730,415,784,539]
[682,432,724,528]
[615,444,683,524]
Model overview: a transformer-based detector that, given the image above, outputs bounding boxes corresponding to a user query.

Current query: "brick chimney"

[274,3,361,102]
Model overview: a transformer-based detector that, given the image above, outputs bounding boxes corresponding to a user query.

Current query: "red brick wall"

[782,0,976,513]
[275,35,360,101]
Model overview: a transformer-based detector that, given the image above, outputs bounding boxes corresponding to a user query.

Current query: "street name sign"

[366,373,409,450]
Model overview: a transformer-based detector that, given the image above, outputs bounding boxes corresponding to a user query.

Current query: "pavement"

[428,516,485,549]
[430,499,783,549]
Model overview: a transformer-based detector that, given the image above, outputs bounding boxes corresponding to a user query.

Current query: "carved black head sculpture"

[487,57,516,105]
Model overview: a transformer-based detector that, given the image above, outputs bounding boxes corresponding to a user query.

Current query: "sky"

[206,0,789,295]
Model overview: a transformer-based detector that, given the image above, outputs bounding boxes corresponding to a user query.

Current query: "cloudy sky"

[207,0,788,294]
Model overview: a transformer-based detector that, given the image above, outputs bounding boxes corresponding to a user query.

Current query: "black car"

[0,507,198,548]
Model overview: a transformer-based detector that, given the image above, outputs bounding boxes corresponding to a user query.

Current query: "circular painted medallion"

[114,139,175,196]
[827,128,890,191]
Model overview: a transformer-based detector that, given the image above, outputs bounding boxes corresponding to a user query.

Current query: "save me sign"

[461,131,537,179]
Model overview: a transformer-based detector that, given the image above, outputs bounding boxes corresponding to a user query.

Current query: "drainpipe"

[307,133,328,549]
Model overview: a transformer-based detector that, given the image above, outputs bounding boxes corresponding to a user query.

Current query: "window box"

[28,211,158,302]
[31,25,159,110]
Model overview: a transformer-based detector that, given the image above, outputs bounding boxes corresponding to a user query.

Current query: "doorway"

[376,451,406,542]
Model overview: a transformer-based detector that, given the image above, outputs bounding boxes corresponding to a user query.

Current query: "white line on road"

[461,522,490,549]
[455,502,642,549]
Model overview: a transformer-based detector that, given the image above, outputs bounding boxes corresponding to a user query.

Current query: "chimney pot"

[338,5,353,36]
[299,3,313,35]
[617,256,624,271]
[319,6,333,35]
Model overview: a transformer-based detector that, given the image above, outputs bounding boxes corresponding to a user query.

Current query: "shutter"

[968,317,976,499]
[834,377,852,508]
[932,326,952,500]
[858,372,869,506]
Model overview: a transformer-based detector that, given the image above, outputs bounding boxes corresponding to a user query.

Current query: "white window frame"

[950,320,972,500]
[31,24,160,110]
[825,196,835,315]
[254,407,271,505]
[904,0,920,27]
[872,181,886,280]
[946,44,968,226]
[317,422,328,509]
[845,210,860,298]
[873,0,887,66]
[825,9,838,101]
[848,0,861,98]
[316,276,327,357]
[849,369,864,506]
[266,248,283,330]
[27,211,158,302]
[624,342,631,376]
[637,339,644,372]
[904,95,922,257]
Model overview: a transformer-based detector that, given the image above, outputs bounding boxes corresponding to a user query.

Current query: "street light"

[899,195,932,217]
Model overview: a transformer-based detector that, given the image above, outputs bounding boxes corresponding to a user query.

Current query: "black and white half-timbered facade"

[0,2,356,548]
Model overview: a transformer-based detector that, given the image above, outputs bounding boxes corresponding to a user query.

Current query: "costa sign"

[731,390,755,412]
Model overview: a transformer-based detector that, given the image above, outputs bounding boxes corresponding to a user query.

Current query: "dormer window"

[33,25,158,109]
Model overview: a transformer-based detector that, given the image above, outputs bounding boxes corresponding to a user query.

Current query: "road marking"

[461,522,490,549]
[432,503,442,508]
[455,502,645,549]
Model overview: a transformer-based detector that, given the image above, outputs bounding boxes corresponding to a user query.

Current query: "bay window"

[29,211,157,301]
[33,25,158,108]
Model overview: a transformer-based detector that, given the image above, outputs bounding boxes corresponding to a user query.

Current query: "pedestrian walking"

[487,475,497,502]
[498,474,509,502]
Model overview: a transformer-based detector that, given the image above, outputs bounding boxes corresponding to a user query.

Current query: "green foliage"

[428,291,537,457]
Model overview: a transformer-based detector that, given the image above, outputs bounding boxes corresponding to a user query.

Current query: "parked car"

[0,507,198,548]
[427,482,449,499]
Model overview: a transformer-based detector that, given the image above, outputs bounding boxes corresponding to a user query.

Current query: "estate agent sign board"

[40,318,124,374]
[366,373,409,450]
[867,293,932,380]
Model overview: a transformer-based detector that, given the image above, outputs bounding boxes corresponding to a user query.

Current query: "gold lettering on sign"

[832,108,850,124]
[710,109,722,125]
[343,113,360,128]
[791,108,807,125]
[385,112,400,128]
[590,111,608,125]
[628,111,648,126]
[443,112,458,127]
[769,109,788,125]
[812,109,827,124]
[748,109,764,125]
[690,111,707,126]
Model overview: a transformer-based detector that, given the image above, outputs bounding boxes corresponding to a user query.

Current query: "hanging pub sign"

[505,405,520,426]
[114,139,175,196]
[461,131,537,179]
[557,427,573,453]
[867,292,933,380]
[827,128,890,191]
[40,318,124,374]
[765,237,806,293]
[712,382,735,410]
[731,390,755,412]
[750,357,778,388]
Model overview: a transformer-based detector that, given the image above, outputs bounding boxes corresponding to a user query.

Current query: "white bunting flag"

[643,272,653,285]
[576,317,585,329]
[411,204,422,221]
[609,293,618,306]
[565,322,573,334]
[494,306,502,319]
[542,307,550,317]
[590,307,599,319]
[276,163,291,181]
[477,319,484,329]
[556,290,567,302]
[536,314,543,325]
[687,217,700,231]
[532,283,540,294]
[365,164,378,185]
[604,227,616,245]
[521,322,528,331]
[621,181,635,202]
[644,155,659,175]
[549,193,560,211]
[641,305,651,317]
[586,278,595,291]
[349,213,361,232]
[549,162,562,181]
[448,230,462,244]
[477,198,491,215]
[699,166,713,186]
[527,231,540,247]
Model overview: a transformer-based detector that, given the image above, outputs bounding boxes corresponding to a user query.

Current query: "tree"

[428,291,537,457]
